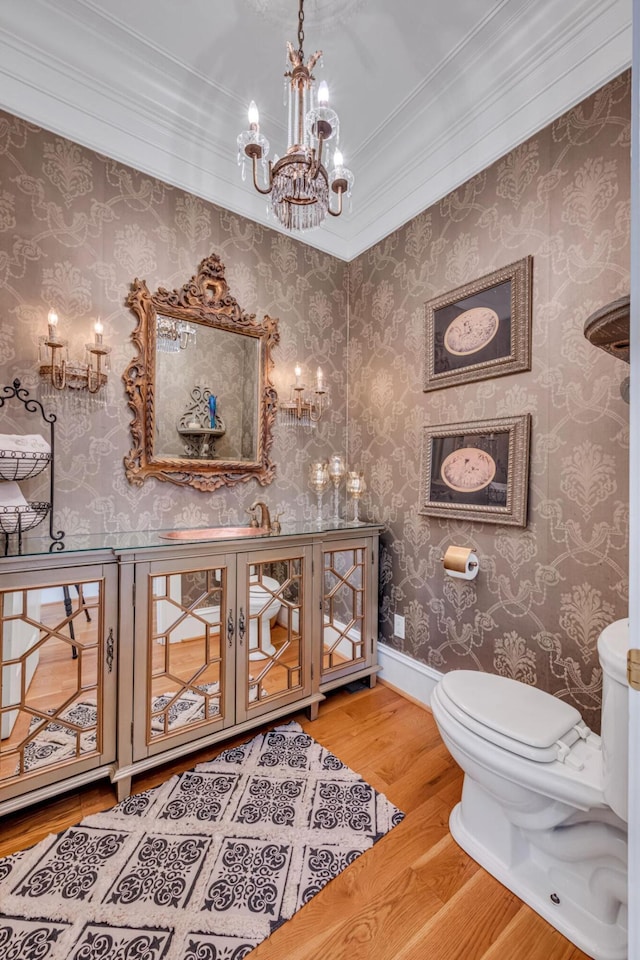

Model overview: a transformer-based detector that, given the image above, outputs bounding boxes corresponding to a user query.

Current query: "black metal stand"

[0,378,65,554]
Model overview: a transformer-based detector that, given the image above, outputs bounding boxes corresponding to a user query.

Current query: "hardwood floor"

[0,681,592,960]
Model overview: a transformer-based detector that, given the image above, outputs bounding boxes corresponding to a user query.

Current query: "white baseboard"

[377,643,443,709]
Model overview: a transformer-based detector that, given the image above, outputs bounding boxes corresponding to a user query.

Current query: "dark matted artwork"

[420,415,531,526]
[424,257,532,391]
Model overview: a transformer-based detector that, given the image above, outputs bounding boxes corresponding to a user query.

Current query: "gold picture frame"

[424,256,532,392]
[419,414,531,527]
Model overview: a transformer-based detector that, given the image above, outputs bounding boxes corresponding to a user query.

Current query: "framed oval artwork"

[424,256,532,392]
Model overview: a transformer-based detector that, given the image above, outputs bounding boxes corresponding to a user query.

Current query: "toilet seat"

[440,671,591,764]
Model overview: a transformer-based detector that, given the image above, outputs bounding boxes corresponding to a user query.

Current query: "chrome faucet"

[247,500,272,532]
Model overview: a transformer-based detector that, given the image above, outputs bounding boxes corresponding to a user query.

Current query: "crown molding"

[0,0,631,263]
[348,0,631,257]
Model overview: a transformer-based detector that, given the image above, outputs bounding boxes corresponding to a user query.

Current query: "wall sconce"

[279,363,327,426]
[156,315,197,353]
[38,310,110,401]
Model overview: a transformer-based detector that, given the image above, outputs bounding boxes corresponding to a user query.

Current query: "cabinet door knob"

[238,607,245,644]
[227,610,234,646]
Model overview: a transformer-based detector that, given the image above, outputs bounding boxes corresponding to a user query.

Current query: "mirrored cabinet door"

[320,542,369,681]
[0,564,116,791]
[237,548,312,722]
[134,556,235,760]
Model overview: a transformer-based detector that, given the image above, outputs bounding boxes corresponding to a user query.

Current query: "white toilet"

[248,574,282,660]
[430,618,628,960]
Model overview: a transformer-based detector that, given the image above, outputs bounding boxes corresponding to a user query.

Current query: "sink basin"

[160,526,268,541]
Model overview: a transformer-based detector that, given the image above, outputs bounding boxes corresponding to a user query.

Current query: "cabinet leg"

[115,777,132,802]
[367,672,377,688]
[307,701,319,722]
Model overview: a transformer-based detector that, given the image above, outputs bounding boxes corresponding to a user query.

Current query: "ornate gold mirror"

[123,254,279,491]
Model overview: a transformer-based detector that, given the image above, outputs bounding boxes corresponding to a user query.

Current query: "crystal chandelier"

[237,0,354,232]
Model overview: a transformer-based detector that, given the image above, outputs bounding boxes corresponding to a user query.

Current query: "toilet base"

[450,784,627,960]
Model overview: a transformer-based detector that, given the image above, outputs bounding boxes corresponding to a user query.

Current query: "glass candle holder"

[346,470,366,523]
[309,460,330,525]
[327,453,346,521]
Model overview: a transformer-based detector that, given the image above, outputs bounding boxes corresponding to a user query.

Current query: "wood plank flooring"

[0,681,592,960]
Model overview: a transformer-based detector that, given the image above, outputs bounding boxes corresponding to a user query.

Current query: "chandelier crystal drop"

[237,0,354,231]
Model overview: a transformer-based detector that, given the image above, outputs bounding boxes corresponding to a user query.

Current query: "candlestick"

[327,454,346,521]
[94,319,103,345]
[308,460,329,525]
[346,470,366,524]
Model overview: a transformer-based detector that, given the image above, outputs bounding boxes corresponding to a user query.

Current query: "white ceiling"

[0,0,631,261]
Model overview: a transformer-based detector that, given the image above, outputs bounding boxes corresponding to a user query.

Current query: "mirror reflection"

[245,559,303,706]
[322,546,366,674]
[149,568,225,742]
[0,580,102,782]
[155,322,260,461]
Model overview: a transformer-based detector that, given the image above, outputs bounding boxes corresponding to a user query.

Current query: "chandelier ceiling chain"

[297,0,305,58]
[236,0,354,232]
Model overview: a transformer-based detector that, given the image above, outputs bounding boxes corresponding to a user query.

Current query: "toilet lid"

[440,670,584,758]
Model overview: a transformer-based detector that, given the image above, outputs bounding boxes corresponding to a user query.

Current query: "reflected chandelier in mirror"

[123,253,279,491]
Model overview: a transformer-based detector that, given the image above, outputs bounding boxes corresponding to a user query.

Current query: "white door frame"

[629,2,639,956]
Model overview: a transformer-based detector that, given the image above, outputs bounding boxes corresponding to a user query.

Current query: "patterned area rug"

[0,721,404,959]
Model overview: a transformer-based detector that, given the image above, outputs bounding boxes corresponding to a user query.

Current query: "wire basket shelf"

[0,449,52,482]
[0,502,51,535]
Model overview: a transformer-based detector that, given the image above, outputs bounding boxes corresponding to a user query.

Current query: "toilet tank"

[597,618,629,821]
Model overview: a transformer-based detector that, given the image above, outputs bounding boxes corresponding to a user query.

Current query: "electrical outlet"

[393,614,405,639]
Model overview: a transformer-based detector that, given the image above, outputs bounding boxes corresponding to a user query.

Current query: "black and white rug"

[0,721,404,959]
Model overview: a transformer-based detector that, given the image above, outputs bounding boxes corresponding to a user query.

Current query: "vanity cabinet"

[0,524,381,811]
[0,553,118,815]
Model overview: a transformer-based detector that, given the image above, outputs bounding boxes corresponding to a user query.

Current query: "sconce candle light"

[38,309,110,401]
[280,362,328,426]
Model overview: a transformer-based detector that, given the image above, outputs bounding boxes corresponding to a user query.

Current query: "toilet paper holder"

[440,545,479,580]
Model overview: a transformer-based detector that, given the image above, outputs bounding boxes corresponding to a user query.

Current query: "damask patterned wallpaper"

[0,71,630,725]
[0,110,349,534]
[350,73,631,729]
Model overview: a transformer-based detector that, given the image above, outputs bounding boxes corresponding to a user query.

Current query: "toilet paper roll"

[442,545,479,580]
